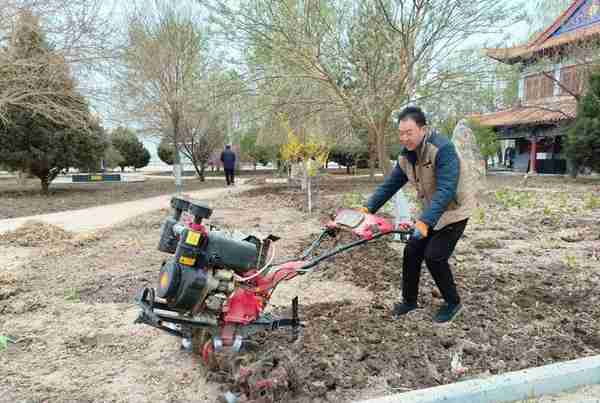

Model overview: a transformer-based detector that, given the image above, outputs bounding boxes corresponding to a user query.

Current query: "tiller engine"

[135,196,411,402]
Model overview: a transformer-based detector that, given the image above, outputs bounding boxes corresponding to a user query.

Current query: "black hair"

[225,144,231,149]
[397,106,427,127]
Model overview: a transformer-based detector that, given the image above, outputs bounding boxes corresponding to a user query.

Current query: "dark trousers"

[224,168,235,185]
[402,219,468,306]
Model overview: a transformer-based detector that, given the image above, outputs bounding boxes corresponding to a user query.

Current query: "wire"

[233,242,277,282]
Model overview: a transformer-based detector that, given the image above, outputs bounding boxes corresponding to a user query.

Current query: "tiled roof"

[486,23,600,63]
[485,0,599,63]
[473,98,577,127]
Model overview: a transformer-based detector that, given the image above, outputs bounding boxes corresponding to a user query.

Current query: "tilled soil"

[222,176,600,402]
[1,175,599,403]
[252,232,600,402]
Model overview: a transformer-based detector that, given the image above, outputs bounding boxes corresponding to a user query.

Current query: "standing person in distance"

[220,144,236,186]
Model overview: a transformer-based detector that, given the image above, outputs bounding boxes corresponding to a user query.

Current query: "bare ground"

[1,175,599,402]
[0,176,225,219]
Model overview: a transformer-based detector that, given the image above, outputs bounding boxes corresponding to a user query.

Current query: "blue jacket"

[220,149,236,170]
[366,131,467,230]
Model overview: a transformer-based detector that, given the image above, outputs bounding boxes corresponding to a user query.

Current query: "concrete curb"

[53,173,146,183]
[356,355,600,403]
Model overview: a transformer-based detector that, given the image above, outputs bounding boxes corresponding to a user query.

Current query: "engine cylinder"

[206,232,258,272]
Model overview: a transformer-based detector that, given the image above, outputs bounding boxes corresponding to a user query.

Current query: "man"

[220,144,236,186]
[360,106,474,324]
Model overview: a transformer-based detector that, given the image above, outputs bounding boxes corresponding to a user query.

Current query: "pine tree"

[0,11,106,193]
[111,127,150,171]
[133,148,151,170]
[566,72,600,174]
[158,138,175,165]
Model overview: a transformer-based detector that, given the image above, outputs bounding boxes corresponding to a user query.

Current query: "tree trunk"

[40,176,50,195]
[191,158,205,182]
[374,124,391,176]
[567,159,578,178]
[16,170,27,186]
[301,162,308,191]
[368,154,376,179]
[368,135,376,179]
[200,162,206,182]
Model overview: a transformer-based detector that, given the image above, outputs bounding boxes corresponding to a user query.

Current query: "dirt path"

[0,184,253,234]
[0,176,229,220]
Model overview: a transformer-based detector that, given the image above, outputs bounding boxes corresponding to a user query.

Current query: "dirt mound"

[306,232,402,293]
[0,221,73,246]
[239,185,305,211]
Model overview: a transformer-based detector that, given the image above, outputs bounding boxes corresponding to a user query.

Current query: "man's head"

[397,106,427,151]
[225,144,231,150]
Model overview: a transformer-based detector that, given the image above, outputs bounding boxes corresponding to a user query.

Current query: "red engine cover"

[223,288,263,325]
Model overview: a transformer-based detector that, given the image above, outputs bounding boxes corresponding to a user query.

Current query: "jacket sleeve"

[220,152,224,163]
[366,162,408,213]
[419,144,460,228]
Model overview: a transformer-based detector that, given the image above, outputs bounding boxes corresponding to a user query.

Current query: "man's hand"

[396,219,412,232]
[358,207,370,215]
[415,220,429,238]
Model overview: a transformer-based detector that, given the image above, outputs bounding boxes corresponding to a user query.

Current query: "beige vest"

[398,133,475,231]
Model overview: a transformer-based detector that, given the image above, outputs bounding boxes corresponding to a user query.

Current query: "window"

[560,65,584,96]
[524,75,540,101]
[524,72,555,101]
[540,74,555,98]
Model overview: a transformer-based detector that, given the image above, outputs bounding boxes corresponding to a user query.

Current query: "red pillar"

[529,137,537,174]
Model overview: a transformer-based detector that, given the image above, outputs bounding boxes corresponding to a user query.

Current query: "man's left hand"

[415,220,429,238]
[396,219,412,232]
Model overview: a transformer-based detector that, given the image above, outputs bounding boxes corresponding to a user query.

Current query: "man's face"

[398,119,426,151]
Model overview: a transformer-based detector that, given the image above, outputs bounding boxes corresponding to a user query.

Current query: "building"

[478,0,600,174]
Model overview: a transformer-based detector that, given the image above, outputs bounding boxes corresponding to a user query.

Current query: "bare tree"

[115,0,208,190]
[179,110,227,181]
[0,0,120,128]
[205,0,522,176]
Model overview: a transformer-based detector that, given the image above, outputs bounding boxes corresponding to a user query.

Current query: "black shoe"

[433,303,462,324]
[392,302,417,319]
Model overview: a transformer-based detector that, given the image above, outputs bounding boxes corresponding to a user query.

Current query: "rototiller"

[134,196,411,402]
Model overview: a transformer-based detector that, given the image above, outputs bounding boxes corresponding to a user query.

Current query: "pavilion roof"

[485,0,600,63]
[473,97,577,127]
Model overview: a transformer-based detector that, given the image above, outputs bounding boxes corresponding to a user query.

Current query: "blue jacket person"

[361,106,475,324]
